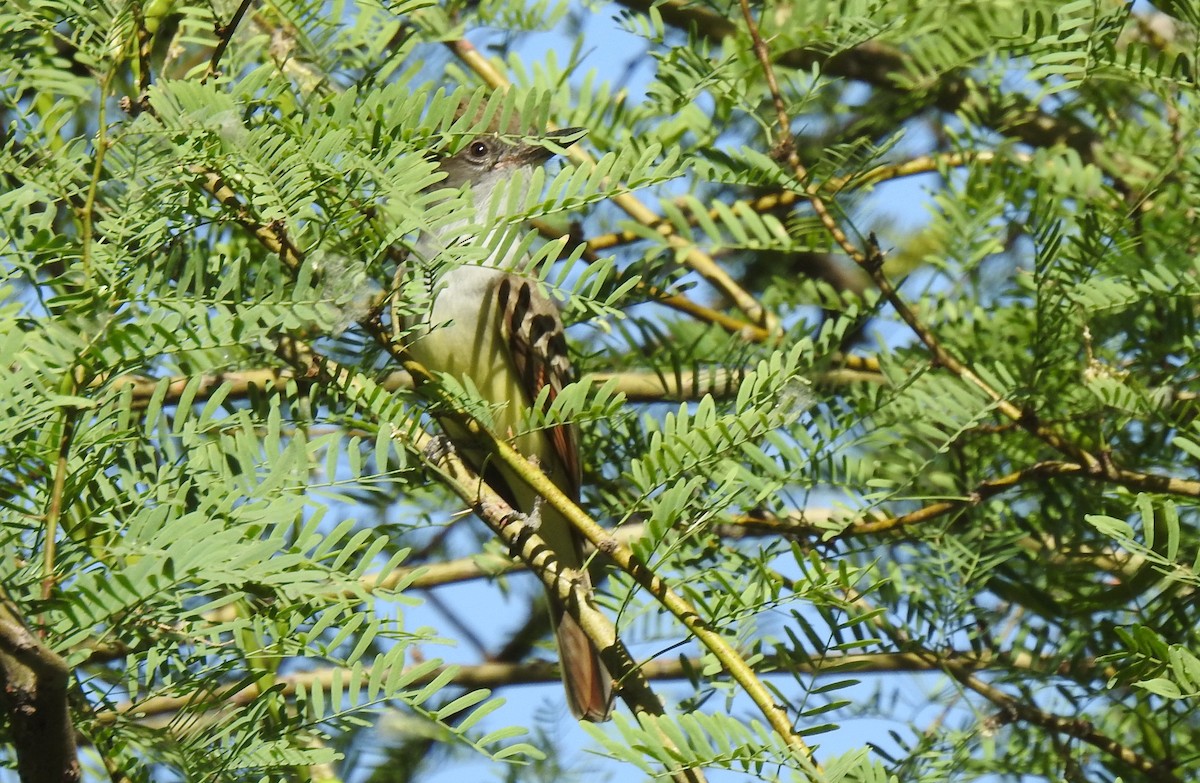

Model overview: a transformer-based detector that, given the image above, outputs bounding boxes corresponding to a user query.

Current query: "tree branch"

[851,588,1182,782]
[96,646,1084,725]
[614,0,1118,177]
[452,377,819,762]
[582,150,1034,256]
[100,362,886,412]
[280,341,708,783]
[0,591,80,783]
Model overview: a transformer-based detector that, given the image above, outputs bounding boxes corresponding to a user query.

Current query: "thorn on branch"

[118,95,152,117]
[986,702,1020,730]
[266,218,287,244]
[768,137,795,163]
[1016,408,1040,431]
[863,232,886,274]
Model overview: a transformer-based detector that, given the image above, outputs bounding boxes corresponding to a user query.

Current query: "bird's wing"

[496,273,581,500]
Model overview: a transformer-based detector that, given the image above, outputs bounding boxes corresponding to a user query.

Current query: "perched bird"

[402,129,612,721]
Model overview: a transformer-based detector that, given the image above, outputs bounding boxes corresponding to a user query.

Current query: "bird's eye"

[468,141,489,158]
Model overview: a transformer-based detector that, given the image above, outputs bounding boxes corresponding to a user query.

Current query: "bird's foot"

[524,497,545,532]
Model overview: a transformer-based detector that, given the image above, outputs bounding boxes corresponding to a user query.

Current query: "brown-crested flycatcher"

[402,129,612,721]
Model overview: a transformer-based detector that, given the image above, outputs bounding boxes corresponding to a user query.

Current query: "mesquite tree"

[1,1,1198,781]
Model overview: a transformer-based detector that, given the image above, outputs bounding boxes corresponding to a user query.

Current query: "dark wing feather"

[495,274,581,500]
[497,273,611,721]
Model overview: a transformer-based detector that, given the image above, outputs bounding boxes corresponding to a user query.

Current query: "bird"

[400,128,612,721]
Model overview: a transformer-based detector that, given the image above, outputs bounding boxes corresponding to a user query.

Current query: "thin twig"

[948,656,1182,782]
[191,165,306,268]
[738,0,864,265]
[96,362,1200,498]
[205,0,255,83]
[42,393,78,604]
[851,589,1181,783]
[132,1,153,96]
[733,2,1125,474]
[616,0,1123,187]
[79,70,115,279]
[530,219,772,340]
[99,362,883,407]
[584,150,1030,254]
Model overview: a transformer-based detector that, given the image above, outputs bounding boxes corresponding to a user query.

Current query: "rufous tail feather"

[555,608,612,721]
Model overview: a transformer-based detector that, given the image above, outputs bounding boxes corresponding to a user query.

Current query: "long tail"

[555,604,612,721]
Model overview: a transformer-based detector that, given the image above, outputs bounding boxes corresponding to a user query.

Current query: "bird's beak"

[511,127,588,165]
[542,127,588,148]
